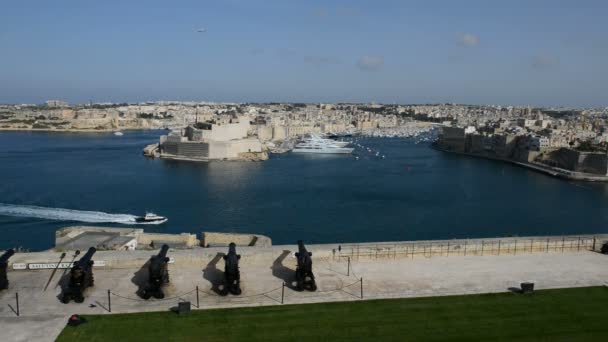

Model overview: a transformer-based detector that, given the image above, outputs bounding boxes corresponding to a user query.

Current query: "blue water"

[1,130,607,251]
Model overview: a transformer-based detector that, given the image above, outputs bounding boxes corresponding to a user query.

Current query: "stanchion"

[360,278,363,299]
[347,257,350,276]
[281,282,285,304]
[108,289,111,313]
[196,286,200,308]
[15,292,20,317]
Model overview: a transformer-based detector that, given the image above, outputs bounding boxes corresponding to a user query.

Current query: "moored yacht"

[292,134,354,154]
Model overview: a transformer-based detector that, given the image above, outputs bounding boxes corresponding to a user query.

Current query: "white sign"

[29,262,74,270]
[27,260,106,270]
[12,263,27,270]
[169,257,175,264]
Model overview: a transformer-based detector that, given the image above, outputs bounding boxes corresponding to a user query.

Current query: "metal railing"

[333,236,598,261]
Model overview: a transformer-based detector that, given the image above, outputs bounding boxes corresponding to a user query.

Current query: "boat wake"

[0,203,166,225]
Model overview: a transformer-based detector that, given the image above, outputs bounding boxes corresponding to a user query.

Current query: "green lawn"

[57,287,608,341]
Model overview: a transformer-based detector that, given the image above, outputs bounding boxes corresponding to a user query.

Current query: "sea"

[1,130,607,251]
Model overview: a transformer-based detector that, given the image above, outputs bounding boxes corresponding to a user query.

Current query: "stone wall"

[201,232,272,247]
[137,232,199,249]
[546,148,607,175]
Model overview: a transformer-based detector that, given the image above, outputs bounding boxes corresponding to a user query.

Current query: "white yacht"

[292,134,354,154]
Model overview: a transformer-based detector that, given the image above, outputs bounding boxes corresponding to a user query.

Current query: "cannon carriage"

[61,247,96,303]
[0,249,15,290]
[142,244,170,299]
[295,240,317,291]
[222,243,242,295]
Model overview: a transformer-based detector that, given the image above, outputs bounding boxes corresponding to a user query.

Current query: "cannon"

[222,243,241,295]
[142,244,170,299]
[295,240,316,291]
[0,249,15,290]
[61,247,96,303]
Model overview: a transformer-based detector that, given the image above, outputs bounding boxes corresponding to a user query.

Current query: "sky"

[0,0,607,106]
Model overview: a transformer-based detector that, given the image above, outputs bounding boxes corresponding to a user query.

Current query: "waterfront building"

[45,100,69,108]
[159,116,266,161]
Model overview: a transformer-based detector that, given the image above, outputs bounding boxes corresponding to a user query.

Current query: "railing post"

[15,292,19,317]
[347,257,350,277]
[108,289,111,313]
[481,241,484,256]
[281,282,285,304]
[196,286,200,308]
[447,242,450,257]
[498,240,501,256]
[562,237,565,253]
[546,239,549,253]
[514,240,517,254]
[360,278,363,299]
[593,237,596,251]
[464,240,467,256]
[577,237,581,252]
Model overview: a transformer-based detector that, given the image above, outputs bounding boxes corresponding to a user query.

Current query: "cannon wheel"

[153,291,165,299]
[61,294,70,304]
[309,282,317,292]
[75,295,85,303]
[142,291,151,300]
[231,285,242,295]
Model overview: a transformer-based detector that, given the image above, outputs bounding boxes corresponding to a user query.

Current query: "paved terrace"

[1,235,607,342]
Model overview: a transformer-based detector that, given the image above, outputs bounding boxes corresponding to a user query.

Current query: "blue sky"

[1,0,606,106]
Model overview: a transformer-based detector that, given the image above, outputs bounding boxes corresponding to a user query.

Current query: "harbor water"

[1,130,608,251]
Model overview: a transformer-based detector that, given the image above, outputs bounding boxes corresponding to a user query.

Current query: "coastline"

[432,143,608,182]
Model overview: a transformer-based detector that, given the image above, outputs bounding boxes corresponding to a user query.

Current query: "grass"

[57,286,608,341]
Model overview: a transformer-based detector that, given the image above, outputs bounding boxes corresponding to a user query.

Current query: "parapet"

[201,232,272,248]
[55,226,143,251]
[137,232,199,249]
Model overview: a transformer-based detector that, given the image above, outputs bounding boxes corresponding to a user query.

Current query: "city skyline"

[1,0,607,106]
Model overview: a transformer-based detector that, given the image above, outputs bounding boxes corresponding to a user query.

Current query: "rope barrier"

[109,288,197,302]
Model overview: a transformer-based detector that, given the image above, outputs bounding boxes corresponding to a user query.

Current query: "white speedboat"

[135,212,167,223]
[114,131,124,136]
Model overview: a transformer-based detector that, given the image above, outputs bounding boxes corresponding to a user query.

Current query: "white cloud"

[457,33,480,47]
[357,56,384,71]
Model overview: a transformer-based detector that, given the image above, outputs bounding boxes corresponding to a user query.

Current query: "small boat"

[114,131,124,136]
[135,212,167,223]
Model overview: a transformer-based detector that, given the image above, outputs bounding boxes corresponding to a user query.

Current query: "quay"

[1,234,607,341]
[433,143,608,182]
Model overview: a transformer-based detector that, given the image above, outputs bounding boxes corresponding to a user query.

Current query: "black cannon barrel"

[297,240,311,255]
[157,244,169,259]
[228,242,237,255]
[0,249,15,264]
[75,247,96,267]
